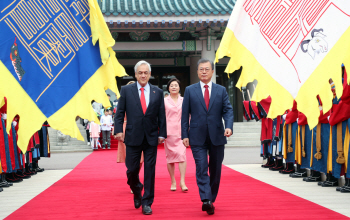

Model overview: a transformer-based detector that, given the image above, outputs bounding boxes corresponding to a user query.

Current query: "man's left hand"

[224,128,232,137]
[158,137,165,145]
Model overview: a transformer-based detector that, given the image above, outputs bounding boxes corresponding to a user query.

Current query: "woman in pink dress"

[164,78,188,192]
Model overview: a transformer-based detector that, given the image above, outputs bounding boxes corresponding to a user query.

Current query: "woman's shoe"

[170,182,176,191]
[180,183,188,192]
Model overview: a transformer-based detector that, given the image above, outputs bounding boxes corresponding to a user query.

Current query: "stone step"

[47,121,92,152]
[49,137,87,144]
[228,132,261,138]
[226,140,261,147]
[233,122,261,127]
[51,144,92,151]
[228,136,260,142]
[226,144,260,148]
[232,124,261,128]
[225,122,261,147]
[232,127,261,133]
[51,149,93,153]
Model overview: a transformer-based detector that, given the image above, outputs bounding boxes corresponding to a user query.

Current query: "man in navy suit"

[181,58,234,215]
[114,60,166,215]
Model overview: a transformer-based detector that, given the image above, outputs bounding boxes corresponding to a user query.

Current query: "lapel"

[146,83,156,115]
[167,95,181,107]
[166,96,176,107]
[208,83,218,113]
[194,82,208,112]
[131,83,143,114]
[177,96,183,107]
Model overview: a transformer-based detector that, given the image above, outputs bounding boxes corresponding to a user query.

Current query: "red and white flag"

[216,0,350,127]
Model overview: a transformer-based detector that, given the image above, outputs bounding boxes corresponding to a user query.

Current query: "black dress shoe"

[305,176,321,182]
[207,205,215,215]
[321,180,338,187]
[0,181,11,187]
[134,196,142,209]
[0,180,13,187]
[341,186,350,193]
[133,184,143,209]
[6,174,23,183]
[269,166,284,171]
[202,201,215,215]
[0,187,3,192]
[142,205,152,215]
[336,186,344,191]
[290,171,307,178]
[15,172,31,179]
[35,167,45,172]
[24,169,36,176]
[279,162,295,174]
[269,159,284,171]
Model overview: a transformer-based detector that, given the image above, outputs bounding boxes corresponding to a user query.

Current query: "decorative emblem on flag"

[0,0,127,153]
[300,29,328,60]
[216,0,350,128]
[10,38,25,81]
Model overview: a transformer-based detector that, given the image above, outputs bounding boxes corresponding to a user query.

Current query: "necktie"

[140,87,147,114]
[204,85,210,110]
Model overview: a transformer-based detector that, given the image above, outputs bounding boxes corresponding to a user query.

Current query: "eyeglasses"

[199,68,211,73]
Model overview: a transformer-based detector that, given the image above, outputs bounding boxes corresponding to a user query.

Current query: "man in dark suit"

[181,58,234,215]
[114,60,166,215]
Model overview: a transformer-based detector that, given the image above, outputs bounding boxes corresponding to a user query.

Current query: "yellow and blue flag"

[0,0,126,153]
[216,0,350,128]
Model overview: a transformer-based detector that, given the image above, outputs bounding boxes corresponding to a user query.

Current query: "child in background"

[89,120,101,150]
[100,110,113,149]
[84,119,90,146]
[109,109,114,134]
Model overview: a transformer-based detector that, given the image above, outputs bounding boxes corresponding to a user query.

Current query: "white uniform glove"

[327,116,330,121]
[282,114,286,120]
[12,121,17,127]
[1,113,7,120]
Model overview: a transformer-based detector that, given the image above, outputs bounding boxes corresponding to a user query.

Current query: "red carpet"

[6,149,349,220]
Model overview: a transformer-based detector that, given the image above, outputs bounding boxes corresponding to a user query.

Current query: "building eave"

[100,0,235,17]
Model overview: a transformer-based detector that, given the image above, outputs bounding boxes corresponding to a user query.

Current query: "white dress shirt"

[136,81,164,140]
[137,81,150,107]
[200,81,212,98]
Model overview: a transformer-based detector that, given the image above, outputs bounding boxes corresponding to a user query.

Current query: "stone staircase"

[227,121,261,147]
[47,121,261,151]
[48,120,92,153]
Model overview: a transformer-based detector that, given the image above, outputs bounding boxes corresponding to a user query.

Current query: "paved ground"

[2,146,350,219]
[0,170,72,219]
[230,164,350,217]
[223,147,262,165]
[39,151,92,170]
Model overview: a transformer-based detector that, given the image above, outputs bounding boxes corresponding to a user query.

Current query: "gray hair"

[197,58,214,70]
[134,60,151,73]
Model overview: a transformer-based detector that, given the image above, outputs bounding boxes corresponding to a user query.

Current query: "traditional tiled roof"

[100,0,235,16]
